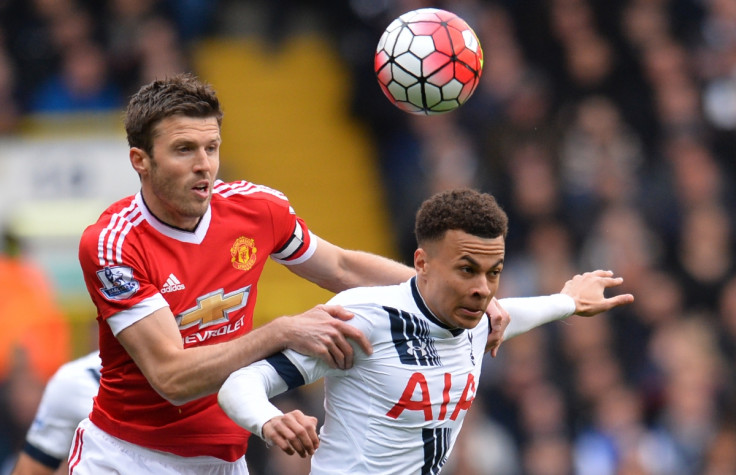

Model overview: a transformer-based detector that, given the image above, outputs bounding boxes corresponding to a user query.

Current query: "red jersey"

[78,180,316,461]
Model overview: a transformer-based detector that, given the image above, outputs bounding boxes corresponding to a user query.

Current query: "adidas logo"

[161,273,186,293]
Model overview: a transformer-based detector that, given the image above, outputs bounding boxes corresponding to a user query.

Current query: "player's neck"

[139,192,203,232]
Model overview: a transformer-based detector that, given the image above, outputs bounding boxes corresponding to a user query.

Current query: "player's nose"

[470,275,492,299]
[192,148,213,172]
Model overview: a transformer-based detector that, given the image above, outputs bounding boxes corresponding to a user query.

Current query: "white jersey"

[219,278,575,475]
[23,351,101,469]
[224,278,488,474]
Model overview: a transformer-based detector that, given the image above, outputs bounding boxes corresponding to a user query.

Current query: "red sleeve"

[78,218,159,321]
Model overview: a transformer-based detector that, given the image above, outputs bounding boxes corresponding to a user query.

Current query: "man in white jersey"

[219,188,634,474]
[10,352,100,475]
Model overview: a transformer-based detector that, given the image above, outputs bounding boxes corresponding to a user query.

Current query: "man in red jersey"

[71,73,465,474]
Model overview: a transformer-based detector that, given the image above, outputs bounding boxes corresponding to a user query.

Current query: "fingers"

[606,293,635,309]
[301,330,350,370]
[563,270,634,316]
[334,321,373,357]
[319,304,372,355]
[316,320,372,369]
[263,411,319,458]
[589,269,614,278]
[326,324,356,370]
[320,304,355,321]
[485,298,510,357]
[287,305,373,370]
[599,275,623,288]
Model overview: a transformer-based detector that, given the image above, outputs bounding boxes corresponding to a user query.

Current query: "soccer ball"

[374,8,484,115]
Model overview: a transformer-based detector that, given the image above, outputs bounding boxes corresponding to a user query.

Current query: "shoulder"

[79,195,141,243]
[39,353,100,417]
[78,195,144,265]
[49,352,101,392]
[328,280,410,308]
[212,180,292,208]
[327,281,411,334]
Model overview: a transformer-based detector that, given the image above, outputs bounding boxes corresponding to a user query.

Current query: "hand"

[262,410,319,458]
[484,297,510,357]
[561,270,635,317]
[279,304,373,370]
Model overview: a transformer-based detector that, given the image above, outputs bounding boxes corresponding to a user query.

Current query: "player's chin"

[454,310,484,329]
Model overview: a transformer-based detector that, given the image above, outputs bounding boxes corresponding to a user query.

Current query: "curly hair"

[124,73,223,157]
[415,188,508,244]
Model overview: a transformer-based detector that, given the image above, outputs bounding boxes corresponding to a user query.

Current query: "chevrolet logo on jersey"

[177,286,251,331]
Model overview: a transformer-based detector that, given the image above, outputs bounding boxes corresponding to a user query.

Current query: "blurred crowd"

[1,0,736,474]
[0,0,216,127]
[333,1,736,474]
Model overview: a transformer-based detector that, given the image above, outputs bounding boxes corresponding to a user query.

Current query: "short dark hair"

[415,188,508,245]
[124,73,223,156]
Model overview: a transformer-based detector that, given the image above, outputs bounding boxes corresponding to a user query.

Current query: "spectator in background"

[0,32,20,133]
[104,0,189,97]
[573,383,678,475]
[29,40,122,113]
[648,317,726,474]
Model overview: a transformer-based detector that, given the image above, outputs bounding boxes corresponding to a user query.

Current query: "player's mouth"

[191,181,210,199]
[458,306,484,318]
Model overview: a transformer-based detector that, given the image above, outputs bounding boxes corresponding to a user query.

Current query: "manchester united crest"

[230,236,257,271]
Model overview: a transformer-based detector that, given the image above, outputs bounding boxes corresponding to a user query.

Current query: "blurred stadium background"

[1,1,736,474]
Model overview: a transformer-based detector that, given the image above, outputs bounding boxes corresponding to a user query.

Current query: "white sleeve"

[219,308,372,440]
[219,361,289,439]
[499,294,576,340]
[25,353,100,462]
[218,351,333,440]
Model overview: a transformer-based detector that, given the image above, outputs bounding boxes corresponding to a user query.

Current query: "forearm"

[218,362,289,438]
[119,315,292,405]
[499,294,576,340]
[333,249,414,291]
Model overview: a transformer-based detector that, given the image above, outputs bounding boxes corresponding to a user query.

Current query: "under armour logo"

[406,340,428,357]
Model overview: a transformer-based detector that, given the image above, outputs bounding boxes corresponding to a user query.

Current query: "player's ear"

[414,247,428,275]
[130,147,150,176]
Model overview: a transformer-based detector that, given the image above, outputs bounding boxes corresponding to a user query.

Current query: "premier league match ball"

[374,8,484,115]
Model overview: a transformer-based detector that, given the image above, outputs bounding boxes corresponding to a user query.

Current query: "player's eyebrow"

[460,255,504,268]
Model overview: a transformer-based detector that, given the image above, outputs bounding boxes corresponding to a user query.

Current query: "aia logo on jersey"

[387,372,476,422]
[230,236,257,271]
[97,266,139,300]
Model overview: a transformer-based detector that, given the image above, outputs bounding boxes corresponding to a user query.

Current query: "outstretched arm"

[485,270,634,353]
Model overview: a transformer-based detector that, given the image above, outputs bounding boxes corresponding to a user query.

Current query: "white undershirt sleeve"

[218,361,289,439]
[499,294,576,340]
